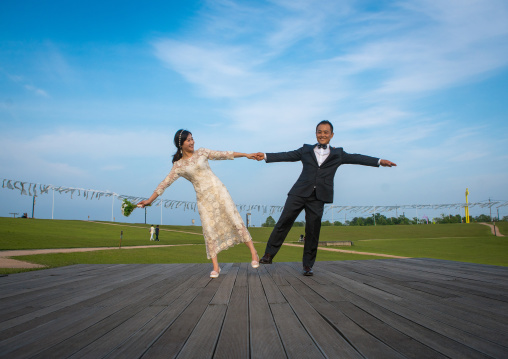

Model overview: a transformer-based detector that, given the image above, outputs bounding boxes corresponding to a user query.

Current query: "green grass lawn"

[350,237,507,266]
[1,217,507,274]
[0,217,204,249]
[12,243,380,269]
[495,221,508,236]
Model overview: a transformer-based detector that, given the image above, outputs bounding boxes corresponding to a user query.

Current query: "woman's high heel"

[210,268,221,278]
[251,254,260,269]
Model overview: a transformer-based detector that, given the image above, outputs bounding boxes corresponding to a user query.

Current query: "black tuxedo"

[265,144,380,268]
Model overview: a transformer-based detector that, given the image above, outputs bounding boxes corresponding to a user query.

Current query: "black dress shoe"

[259,253,273,264]
[303,266,313,276]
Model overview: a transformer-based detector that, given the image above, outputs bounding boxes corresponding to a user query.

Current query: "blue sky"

[1,0,508,226]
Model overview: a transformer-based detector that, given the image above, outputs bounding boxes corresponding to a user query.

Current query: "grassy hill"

[1,217,507,273]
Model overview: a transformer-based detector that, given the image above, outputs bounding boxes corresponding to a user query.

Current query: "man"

[155,225,160,241]
[256,120,396,276]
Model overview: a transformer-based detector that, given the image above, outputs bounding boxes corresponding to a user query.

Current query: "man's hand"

[380,159,397,167]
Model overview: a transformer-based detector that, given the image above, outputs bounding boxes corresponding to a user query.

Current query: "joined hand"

[247,152,264,161]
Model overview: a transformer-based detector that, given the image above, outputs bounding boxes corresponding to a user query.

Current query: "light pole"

[32,194,37,219]
[489,198,492,221]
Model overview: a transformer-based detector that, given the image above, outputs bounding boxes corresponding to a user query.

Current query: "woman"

[137,129,259,278]
[149,225,155,241]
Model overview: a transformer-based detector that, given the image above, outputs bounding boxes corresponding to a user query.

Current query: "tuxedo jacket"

[266,144,380,203]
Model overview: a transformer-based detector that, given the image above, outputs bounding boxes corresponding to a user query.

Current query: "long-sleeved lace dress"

[155,148,252,259]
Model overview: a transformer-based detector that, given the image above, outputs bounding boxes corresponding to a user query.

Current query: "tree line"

[261,213,508,227]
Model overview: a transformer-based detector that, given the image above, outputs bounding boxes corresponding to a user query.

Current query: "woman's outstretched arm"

[138,165,181,207]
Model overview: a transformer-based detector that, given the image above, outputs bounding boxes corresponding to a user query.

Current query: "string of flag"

[2,177,507,215]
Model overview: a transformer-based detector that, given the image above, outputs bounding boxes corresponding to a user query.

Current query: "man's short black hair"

[316,120,333,133]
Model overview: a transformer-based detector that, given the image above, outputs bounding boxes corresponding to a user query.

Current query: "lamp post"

[32,194,37,219]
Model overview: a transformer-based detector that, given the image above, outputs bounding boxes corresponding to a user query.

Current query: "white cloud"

[0,129,171,186]
[24,84,49,97]
[153,0,508,144]
[153,40,279,98]
[2,69,50,98]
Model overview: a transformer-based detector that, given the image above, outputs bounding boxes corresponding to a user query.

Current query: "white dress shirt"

[314,145,330,166]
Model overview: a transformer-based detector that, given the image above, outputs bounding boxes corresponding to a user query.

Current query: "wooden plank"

[411,279,508,302]
[0,264,164,326]
[103,287,202,359]
[234,262,248,287]
[275,267,363,359]
[1,266,190,357]
[0,260,506,358]
[309,262,500,359]
[386,258,508,284]
[409,258,508,276]
[334,301,448,359]
[36,269,204,358]
[444,294,508,319]
[350,261,508,354]
[0,305,119,358]
[247,265,286,359]
[315,263,403,302]
[332,282,502,358]
[367,281,508,336]
[141,277,223,358]
[0,265,161,335]
[176,304,227,359]
[0,264,142,300]
[210,266,238,305]
[0,265,170,333]
[279,267,407,359]
[214,285,249,359]
[311,300,406,359]
[264,262,290,286]
[269,302,325,358]
[258,266,287,304]
[0,264,117,289]
[66,306,166,359]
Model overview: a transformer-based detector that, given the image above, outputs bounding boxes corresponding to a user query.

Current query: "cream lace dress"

[155,148,252,259]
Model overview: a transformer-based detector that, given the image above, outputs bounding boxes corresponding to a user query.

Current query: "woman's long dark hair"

[172,129,192,163]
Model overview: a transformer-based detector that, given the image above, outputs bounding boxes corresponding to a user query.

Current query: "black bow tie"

[317,144,328,149]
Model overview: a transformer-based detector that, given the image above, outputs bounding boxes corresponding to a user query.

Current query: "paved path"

[283,243,409,258]
[0,244,200,269]
[0,221,205,269]
[479,222,505,236]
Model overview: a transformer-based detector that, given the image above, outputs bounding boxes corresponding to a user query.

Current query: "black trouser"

[265,191,324,268]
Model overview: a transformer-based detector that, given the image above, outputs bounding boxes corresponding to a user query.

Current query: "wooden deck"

[0,258,507,358]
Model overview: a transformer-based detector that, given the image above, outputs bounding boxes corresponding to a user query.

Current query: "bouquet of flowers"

[121,199,137,217]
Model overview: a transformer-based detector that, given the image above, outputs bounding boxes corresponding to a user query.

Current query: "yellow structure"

[465,188,470,223]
